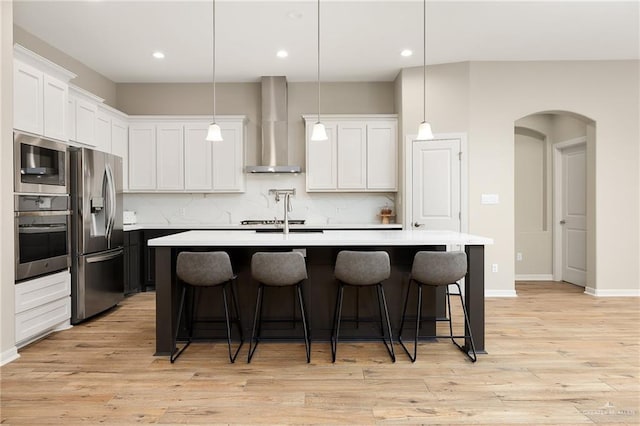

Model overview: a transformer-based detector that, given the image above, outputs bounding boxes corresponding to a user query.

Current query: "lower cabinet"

[14,270,71,347]
[124,231,142,296]
[143,230,183,290]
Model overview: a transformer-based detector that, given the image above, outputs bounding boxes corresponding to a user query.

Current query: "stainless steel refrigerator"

[70,147,124,324]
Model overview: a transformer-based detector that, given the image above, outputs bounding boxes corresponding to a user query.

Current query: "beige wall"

[466,61,639,294]
[1,0,16,363]
[116,81,395,170]
[13,26,117,107]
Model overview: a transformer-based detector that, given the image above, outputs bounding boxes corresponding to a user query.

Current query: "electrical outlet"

[491,263,498,273]
[516,252,523,261]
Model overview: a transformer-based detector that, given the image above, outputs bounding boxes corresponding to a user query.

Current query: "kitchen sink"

[254,228,324,233]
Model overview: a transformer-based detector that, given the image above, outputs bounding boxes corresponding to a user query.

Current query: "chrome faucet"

[269,188,296,234]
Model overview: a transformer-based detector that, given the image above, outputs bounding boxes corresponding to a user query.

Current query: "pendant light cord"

[212,0,217,122]
[423,0,426,123]
[317,0,321,123]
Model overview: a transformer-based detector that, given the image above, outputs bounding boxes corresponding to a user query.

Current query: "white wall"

[1,0,18,365]
[124,174,395,226]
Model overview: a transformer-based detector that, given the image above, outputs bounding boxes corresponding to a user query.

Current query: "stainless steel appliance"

[14,194,71,282]
[70,147,124,324]
[14,132,69,194]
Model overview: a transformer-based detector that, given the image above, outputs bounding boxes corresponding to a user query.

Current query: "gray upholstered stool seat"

[331,250,395,362]
[398,251,477,362]
[248,252,311,363]
[172,251,244,363]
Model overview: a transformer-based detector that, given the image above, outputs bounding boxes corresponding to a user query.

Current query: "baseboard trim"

[584,287,640,297]
[1,346,20,366]
[515,274,554,281]
[485,289,518,298]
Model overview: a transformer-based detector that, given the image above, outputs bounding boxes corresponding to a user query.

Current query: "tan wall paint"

[467,60,639,293]
[1,0,16,362]
[116,81,395,170]
[13,26,117,107]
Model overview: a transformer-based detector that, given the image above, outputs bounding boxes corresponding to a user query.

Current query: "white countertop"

[123,223,403,232]
[147,229,493,247]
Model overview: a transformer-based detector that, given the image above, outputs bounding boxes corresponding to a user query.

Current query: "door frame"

[403,132,468,233]
[552,136,587,282]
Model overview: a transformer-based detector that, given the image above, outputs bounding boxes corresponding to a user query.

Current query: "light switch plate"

[481,194,500,204]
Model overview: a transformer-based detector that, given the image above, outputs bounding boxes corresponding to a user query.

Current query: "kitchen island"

[149,230,493,356]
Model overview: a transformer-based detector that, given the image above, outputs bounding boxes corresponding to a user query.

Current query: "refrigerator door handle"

[85,248,124,264]
[105,164,116,243]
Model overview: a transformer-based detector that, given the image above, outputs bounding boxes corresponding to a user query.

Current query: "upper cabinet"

[304,115,398,192]
[13,45,76,141]
[128,117,246,193]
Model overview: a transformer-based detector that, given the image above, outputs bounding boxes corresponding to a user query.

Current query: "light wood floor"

[1,282,639,425]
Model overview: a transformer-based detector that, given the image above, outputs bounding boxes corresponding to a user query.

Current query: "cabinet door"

[67,98,76,141]
[366,121,397,190]
[111,118,129,190]
[42,75,68,141]
[212,122,244,192]
[74,98,97,145]
[184,123,212,191]
[337,122,367,190]
[94,110,111,153]
[128,124,156,190]
[156,124,184,190]
[13,60,43,135]
[306,122,337,190]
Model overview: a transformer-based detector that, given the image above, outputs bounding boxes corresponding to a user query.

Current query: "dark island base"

[155,245,485,356]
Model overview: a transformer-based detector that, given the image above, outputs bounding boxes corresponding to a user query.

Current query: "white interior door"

[411,139,461,231]
[560,143,587,286]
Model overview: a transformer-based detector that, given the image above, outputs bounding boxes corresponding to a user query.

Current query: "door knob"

[560,220,566,225]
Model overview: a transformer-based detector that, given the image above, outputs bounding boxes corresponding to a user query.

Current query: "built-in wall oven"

[14,194,71,282]
[14,132,68,194]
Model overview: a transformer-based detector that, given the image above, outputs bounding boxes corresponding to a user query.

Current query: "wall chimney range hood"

[245,76,301,174]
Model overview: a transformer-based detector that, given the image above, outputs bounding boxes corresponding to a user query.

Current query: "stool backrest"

[251,251,308,286]
[176,251,234,286]
[334,250,390,285]
[411,251,467,286]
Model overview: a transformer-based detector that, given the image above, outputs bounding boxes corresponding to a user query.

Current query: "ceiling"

[13,0,640,83]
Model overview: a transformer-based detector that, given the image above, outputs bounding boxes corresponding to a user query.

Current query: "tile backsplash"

[123,174,395,225]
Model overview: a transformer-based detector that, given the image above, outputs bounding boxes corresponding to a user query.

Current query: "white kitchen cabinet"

[184,123,212,190]
[128,116,245,193]
[73,98,97,146]
[304,115,398,192]
[13,46,75,141]
[128,124,157,190]
[95,108,112,153]
[14,270,71,348]
[156,124,185,190]
[111,117,129,190]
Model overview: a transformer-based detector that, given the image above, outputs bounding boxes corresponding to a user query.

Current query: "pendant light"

[206,0,223,142]
[310,0,328,141]
[416,0,434,140]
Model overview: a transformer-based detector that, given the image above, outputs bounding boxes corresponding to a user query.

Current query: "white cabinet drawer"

[15,296,71,345]
[15,271,71,314]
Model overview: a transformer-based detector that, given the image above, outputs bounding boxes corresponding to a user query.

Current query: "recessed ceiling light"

[152,51,165,59]
[401,49,413,57]
[276,50,289,58]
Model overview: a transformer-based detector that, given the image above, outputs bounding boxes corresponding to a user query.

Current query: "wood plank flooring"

[1,282,639,424]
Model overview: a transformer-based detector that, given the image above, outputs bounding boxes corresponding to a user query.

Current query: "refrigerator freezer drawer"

[72,248,124,324]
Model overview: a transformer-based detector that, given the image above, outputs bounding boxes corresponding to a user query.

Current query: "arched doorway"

[514,111,595,290]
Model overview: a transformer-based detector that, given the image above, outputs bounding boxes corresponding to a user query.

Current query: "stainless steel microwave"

[14,132,69,195]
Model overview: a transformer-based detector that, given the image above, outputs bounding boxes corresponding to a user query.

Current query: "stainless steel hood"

[245,76,301,174]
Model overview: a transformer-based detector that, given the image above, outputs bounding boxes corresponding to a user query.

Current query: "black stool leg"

[247,284,264,363]
[229,278,245,358]
[170,285,190,363]
[399,279,422,362]
[331,282,345,363]
[296,284,311,363]
[451,283,477,362]
[221,282,243,363]
[377,283,396,362]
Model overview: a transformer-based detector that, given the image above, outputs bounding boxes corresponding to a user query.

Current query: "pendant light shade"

[206,0,223,142]
[415,0,433,141]
[310,0,328,141]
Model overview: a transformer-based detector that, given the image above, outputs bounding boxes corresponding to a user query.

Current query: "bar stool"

[331,250,395,362]
[398,251,477,362]
[171,251,244,363]
[248,251,311,363]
